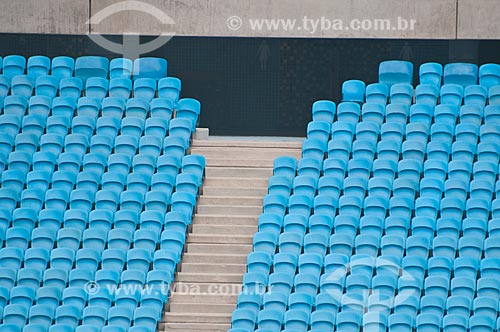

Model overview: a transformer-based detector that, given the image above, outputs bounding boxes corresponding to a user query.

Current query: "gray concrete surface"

[2,0,500,39]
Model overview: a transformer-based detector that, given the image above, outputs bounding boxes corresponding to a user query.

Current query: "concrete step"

[173,282,242,294]
[169,302,236,314]
[205,158,276,168]
[187,233,254,245]
[176,272,243,283]
[206,166,273,178]
[186,243,252,254]
[191,139,303,149]
[190,147,302,159]
[165,312,231,324]
[197,205,263,215]
[203,187,268,197]
[170,293,238,304]
[182,253,248,264]
[192,214,259,226]
[161,322,231,332]
[192,224,257,236]
[181,263,247,274]
[204,177,268,188]
[198,196,263,206]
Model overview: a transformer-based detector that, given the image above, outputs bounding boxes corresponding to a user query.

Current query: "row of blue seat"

[378,61,497,88]
[231,308,500,332]
[0,75,182,104]
[312,101,497,128]
[308,119,500,147]
[342,81,500,107]
[0,55,167,82]
[0,95,199,125]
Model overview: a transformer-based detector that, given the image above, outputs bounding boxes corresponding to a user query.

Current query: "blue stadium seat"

[247,251,272,275]
[366,83,389,105]
[464,84,488,106]
[444,63,478,87]
[22,114,46,138]
[176,98,201,130]
[331,121,356,142]
[133,77,156,102]
[243,271,268,295]
[28,304,55,327]
[125,98,149,120]
[460,104,484,126]
[35,286,62,311]
[329,233,354,256]
[50,56,74,80]
[410,103,433,125]
[42,268,68,292]
[4,94,28,117]
[272,252,298,275]
[307,120,330,142]
[258,213,282,237]
[133,57,167,80]
[323,158,346,180]
[327,139,351,163]
[342,80,365,103]
[352,139,376,160]
[24,56,49,85]
[283,214,308,235]
[0,75,9,97]
[153,250,177,274]
[302,138,327,161]
[102,97,126,119]
[59,77,83,100]
[438,85,463,108]
[356,121,380,141]
[312,100,336,123]
[3,55,26,80]
[108,306,134,330]
[2,303,29,326]
[415,84,439,105]
[279,232,303,255]
[379,60,413,87]
[315,292,340,313]
[390,84,414,105]
[12,207,38,230]
[145,117,169,138]
[85,77,108,100]
[337,102,361,123]
[158,77,181,104]
[479,63,500,88]
[110,58,133,79]
[11,75,33,98]
[150,97,174,120]
[488,85,500,105]
[61,287,87,311]
[75,56,109,82]
[284,309,310,331]
[419,62,443,86]
[336,310,363,332]
[262,292,287,312]
[257,309,283,331]
[28,96,51,121]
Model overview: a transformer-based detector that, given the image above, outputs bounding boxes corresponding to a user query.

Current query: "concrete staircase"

[160,136,303,332]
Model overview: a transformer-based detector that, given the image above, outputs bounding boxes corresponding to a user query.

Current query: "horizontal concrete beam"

[0,0,89,34]
[90,0,457,39]
[4,0,500,39]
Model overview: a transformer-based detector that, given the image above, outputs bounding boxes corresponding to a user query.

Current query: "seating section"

[230,61,500,332]
[0,55,205,332]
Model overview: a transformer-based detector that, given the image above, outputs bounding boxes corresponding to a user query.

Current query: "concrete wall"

[0,0,499,39]
[0,0,89,34]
